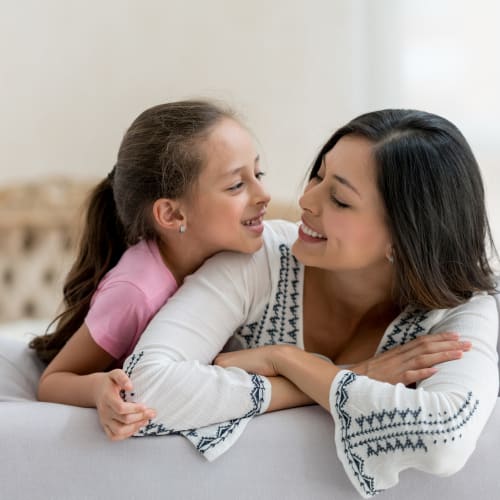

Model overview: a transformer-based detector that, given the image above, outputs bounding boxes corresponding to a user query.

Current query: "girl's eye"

[331,195,350,209]
[228,182,244,191]
[255,171,266,180]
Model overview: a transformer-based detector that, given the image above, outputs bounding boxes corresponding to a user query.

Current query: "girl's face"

[183,118,270,255]
[292,134,392,272]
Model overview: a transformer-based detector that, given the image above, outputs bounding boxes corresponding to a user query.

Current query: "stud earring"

[179,224,186,234]
[387,254,394,264]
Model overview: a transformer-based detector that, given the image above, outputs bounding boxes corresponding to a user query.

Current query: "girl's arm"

[38,323,155,439]
[123,249,276,432]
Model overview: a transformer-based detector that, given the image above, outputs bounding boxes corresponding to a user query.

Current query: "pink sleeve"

[85,282,153,360]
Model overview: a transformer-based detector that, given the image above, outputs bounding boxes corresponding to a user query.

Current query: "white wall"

[1,0,499,241]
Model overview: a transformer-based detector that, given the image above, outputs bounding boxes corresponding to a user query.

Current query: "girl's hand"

[214,345,286,377]
[95,369,156,441]
[352,332,471,386]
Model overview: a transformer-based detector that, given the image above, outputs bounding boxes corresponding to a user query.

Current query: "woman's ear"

[152,198,186,232]
[385,243,395,264]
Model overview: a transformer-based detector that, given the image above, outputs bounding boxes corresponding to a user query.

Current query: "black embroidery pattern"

[335,372,379,497]
[335,372,480,497]
[129,373,267,448]
[236,304,270,348]
[187,374,268,454]
[380,308,429,352]
[234,243,300,348]
[121,352,144,402]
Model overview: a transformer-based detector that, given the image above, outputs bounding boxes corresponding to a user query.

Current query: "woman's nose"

[299,181,320,215]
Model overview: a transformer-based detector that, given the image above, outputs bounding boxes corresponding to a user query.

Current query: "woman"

[123,109,498,497]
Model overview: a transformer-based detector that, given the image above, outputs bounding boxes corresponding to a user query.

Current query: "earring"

[179,224,186,234]
[387,254,394,264]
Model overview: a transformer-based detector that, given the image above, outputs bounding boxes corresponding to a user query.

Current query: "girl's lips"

[242,212,266,235]
[242,216,264,234]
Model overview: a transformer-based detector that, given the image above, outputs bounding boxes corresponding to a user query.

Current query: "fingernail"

[461,341,472,349]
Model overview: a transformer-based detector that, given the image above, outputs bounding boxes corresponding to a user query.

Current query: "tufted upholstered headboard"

[0,178,299,323]
[0,179,94,322]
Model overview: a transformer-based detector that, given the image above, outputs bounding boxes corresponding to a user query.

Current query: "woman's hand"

[351,332,471,386]
[214,345,285,376]
[94,369,156,441]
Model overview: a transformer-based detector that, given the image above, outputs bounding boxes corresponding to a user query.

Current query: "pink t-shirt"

[85,239,178,366]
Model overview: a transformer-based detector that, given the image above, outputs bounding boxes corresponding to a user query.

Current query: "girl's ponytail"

[30,100,236,364]
[30,175,126,363]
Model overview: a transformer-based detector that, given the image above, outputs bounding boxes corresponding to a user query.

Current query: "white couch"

[1,331,499,500]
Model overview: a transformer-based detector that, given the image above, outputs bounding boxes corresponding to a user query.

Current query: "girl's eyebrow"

[223,155,260,177]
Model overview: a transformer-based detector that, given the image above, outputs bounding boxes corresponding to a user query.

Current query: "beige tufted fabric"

[0,178,299,323]
[0,179,94,322]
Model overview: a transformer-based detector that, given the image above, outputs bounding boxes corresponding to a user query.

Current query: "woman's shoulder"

[424,292,498,342]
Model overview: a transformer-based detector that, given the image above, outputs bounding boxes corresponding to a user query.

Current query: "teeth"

[301,223,326,239]
[243,216,263,226]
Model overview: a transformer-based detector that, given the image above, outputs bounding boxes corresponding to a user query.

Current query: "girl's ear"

[152,198,186,232]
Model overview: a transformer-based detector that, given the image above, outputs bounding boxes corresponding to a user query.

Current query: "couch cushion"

[0,336,44,401]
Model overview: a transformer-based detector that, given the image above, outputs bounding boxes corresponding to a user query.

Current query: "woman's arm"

[38,324,156,439]
[215,295,498,497]
[215,331,469,410]
[289,296,499,497]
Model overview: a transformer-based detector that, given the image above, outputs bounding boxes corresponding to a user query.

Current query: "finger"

[410,349,464,369]
[401,367,438,386]
[409,340,471,356]
[396,332,460,354]
[107,398,150,416]
[393,339,471,362]
[107,419,150,441]
[108,369,133,391]
[112,409,157,425]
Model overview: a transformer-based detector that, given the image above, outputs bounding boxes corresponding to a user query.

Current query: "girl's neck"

[156,236,214,286]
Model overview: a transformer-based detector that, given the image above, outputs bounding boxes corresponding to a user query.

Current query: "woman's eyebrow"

[332,174,361,198]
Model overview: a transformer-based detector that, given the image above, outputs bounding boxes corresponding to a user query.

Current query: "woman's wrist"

[272,344,301,377]
[272,345,341,411]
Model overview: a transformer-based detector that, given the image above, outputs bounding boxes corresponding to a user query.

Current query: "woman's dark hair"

[30,100,235,363]
[309,109,496,309]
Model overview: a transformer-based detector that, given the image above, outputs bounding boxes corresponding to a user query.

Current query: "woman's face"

[292,134,393,272]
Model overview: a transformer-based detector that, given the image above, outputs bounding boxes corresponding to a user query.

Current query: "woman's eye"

[331,195,350,209]
[255,171,266,180]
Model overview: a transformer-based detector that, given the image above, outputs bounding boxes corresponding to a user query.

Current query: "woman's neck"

[305,265,400,326]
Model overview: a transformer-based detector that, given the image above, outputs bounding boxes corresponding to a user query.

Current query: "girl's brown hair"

[30,100,235,363]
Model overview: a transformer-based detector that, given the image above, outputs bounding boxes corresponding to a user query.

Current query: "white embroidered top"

[123,220,499,498]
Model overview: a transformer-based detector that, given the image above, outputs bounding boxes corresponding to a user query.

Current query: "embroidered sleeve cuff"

[256,375,272,415]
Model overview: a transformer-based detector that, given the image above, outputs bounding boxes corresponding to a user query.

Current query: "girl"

[30,100,270,439]
[122,109,498,497]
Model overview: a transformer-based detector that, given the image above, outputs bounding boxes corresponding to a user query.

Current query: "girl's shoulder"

[97,239,176,302]
[263,219,299,246]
